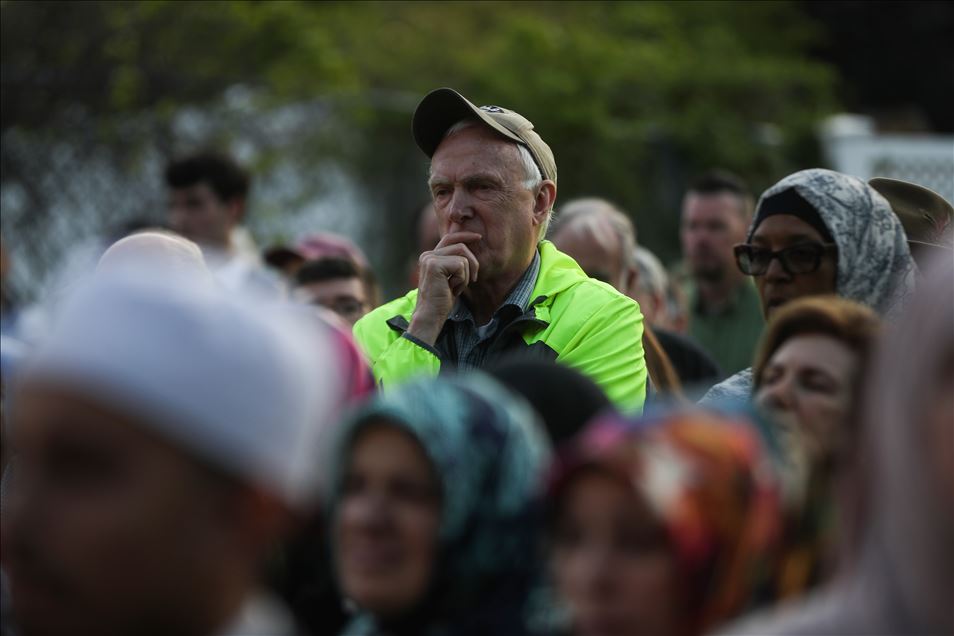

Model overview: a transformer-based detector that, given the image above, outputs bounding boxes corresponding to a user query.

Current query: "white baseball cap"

[23,263,340,510]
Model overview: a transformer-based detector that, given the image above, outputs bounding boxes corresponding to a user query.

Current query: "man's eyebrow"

[462,173,503,185]
[428,173,503,189]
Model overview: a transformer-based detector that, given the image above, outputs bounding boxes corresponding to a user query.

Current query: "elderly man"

[1,263,335,636]
[354,88,646,410]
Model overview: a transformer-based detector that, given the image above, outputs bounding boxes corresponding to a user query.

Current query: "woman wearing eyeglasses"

[700,168,916,406]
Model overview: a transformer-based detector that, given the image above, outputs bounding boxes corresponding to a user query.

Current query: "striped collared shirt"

[437,250,541,370]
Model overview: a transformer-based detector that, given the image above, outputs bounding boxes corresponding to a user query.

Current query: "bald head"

[550,198,636,292]
[99,230,211,281]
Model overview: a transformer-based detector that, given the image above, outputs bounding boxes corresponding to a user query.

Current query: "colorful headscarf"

[549,409,783,636]
[328,373,552,636]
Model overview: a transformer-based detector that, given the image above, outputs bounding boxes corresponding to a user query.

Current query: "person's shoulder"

[654,328,722,374]
[569,276,634,305]
[698,367,753,406]
[547,278,641,336]
[353,289,418,334]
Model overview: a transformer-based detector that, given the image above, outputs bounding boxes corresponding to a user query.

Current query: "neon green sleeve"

[557,296,647,413]
[369,333,441,387]
[352,312,441,388]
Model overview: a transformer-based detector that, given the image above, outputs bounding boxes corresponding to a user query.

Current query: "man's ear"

[533,180,557,223]
[623,264,639,298]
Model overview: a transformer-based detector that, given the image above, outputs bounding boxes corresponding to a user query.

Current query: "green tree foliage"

[1,0,837,295]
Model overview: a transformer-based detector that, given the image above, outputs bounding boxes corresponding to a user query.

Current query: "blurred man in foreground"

[1,262,335,636]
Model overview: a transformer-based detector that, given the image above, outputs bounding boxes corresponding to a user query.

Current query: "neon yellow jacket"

[353,241,647,412]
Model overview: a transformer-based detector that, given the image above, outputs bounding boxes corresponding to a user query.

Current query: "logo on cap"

[480,105,505,113]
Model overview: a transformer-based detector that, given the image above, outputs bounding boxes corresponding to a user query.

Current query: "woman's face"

[750,214,838,319]
[552,470,681,636]
[336,422,442,618]
[756,334,859,461]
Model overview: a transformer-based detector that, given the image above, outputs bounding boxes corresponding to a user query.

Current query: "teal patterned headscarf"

[328,373,553,636]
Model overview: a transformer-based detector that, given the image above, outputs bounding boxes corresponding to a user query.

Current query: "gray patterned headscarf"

[701,169,919,407]
[750,168,917,318]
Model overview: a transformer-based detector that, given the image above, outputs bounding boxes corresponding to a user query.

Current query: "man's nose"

[447,188,474,225]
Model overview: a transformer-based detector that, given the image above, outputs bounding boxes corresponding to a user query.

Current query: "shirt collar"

[449,249,541,324]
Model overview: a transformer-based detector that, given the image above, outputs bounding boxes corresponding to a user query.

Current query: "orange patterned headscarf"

[549,410,783,636]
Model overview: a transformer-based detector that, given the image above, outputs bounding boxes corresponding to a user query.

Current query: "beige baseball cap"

[869,177,953,251]
[413,87,557,184]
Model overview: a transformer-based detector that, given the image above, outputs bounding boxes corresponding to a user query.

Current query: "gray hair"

[632,245,668,298]
[550,197,637,270]
[438,119,550,241]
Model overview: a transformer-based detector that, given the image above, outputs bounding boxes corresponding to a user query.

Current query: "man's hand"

[408,231,481,346]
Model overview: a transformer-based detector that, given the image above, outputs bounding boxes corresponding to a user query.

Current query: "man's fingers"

[421,253,470,289]
[432,242,479,283]
[435,231,481,250]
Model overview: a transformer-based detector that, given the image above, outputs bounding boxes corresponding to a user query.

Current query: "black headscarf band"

[751,187,834,243]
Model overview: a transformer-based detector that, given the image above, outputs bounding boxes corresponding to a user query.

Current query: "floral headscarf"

[329,373,552,636]
[549,409,783,636]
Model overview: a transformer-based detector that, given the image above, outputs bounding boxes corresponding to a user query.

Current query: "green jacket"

[353,241,647,411]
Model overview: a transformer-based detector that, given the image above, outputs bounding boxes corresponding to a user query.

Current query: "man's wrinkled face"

[167,182,237,250]
[428,125,544,281]
[680,193,748,283]
[2,384,233,636]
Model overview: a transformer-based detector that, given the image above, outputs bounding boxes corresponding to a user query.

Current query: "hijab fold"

[329,374,552,636]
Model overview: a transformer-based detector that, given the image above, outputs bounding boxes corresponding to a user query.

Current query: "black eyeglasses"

[734,242,837,276]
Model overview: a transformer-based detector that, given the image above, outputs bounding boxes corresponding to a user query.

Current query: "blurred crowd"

[0,87,952,636]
